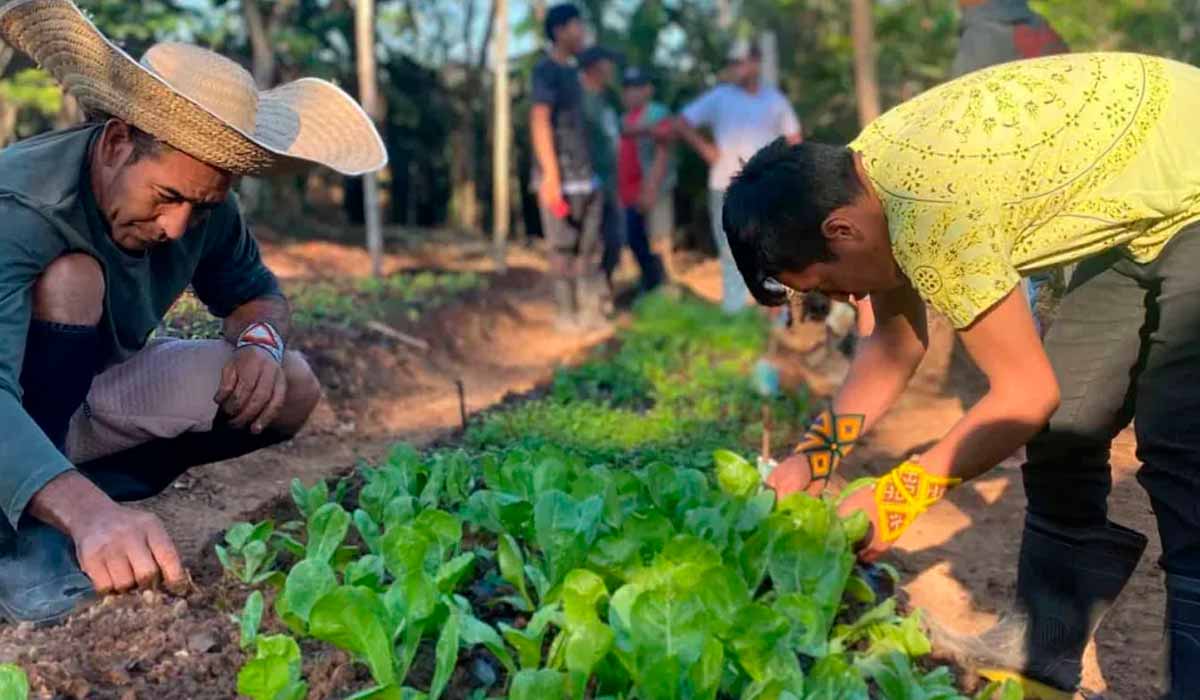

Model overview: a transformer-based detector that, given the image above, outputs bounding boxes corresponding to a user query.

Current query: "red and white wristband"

[236,321,285,364]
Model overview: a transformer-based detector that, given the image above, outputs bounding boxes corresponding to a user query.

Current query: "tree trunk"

[716,0,734,29]
[492,0,511,267]
[449,118,479,232]
[53,93,84,130]
[851,0,881,127]
[355,0,384,276]
[759,31,778,89]
[0,101,16,149]
[0,41,13,78]
[242,0,275,88]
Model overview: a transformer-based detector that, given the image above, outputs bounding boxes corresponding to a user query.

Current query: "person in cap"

[530,4,607,330]
[578,45,623,314]
[723,52,1200,697]
[0,0,385,624]
[674,38,803,314]
[617,66,676,292]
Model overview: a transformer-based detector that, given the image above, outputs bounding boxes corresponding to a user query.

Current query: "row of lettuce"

[221,294,1020,700]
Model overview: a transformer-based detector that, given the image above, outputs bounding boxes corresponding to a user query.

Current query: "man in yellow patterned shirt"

[722,52,1200,698]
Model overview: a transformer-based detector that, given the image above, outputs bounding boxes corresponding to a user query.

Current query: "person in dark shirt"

[530,3,608,330]
[0,0,386,624]
[578,46,624,313]
[951,0,1068,78]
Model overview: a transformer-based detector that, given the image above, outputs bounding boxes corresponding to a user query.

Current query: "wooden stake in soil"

[761,404,772,462]
[456,379,468,430]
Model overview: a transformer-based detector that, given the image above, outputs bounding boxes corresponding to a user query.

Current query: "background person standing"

[529,4,606,330]
[675,40,802,314]
[618,66,677,293]
[578,45,624,314]
[953,0,1069,335]
[952,0,1068,78]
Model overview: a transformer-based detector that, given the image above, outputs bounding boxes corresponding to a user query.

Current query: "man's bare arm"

[675,119,720,166]
[912,287,1060,482]
[222,293,291,344]
[531,104,562,207]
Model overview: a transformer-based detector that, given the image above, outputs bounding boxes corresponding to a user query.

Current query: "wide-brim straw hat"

[0,0,387,176]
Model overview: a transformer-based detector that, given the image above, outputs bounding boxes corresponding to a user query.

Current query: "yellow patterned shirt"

[851,52,1200,328]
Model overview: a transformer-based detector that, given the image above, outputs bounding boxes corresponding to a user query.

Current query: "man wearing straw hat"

[0,0,386,625]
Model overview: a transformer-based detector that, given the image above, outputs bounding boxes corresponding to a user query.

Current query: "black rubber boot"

[0,518,93,626]
[1165,574,1200,699]
[930,514,1147,696]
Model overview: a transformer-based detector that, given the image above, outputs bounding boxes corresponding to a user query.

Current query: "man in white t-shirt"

[676,40,802,313]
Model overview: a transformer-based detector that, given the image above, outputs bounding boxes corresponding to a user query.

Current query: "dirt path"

[804,314,1165,699]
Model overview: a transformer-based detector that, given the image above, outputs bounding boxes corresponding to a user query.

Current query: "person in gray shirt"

[0,0,385,624]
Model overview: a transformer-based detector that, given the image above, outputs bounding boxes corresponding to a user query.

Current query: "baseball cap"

[622,66,652,86]
[725,38,762,64]
[579,45,623,69]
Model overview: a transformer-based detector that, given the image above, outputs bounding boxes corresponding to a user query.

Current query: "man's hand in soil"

[29,471,186,594]
[765,453,828,497]
[215,346,288,434]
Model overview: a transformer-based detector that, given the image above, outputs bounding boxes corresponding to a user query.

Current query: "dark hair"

[722,138,864,306]
[579,45,622,71]
[127,125,165,164]
[544,4,582,42]
[89,113,167,164]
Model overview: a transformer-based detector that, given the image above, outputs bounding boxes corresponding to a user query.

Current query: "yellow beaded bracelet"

[874,461,962,543]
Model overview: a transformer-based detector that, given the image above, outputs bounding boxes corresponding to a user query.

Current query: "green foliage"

[237,590,265,650]
[222,295,1002,699]
[0,664,28,700]
[469,294,807,467]
[215,520,280,586]
[236,634,308,700]
[0,70,62,116]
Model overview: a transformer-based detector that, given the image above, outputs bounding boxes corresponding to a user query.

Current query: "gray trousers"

[1022,223,1200,697]
[708,190,751,314]
[1024,224,1200,575]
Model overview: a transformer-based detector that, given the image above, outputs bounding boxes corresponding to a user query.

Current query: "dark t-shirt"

[530,53,595,194]
[0,124,280,528]
[582,90,618,191]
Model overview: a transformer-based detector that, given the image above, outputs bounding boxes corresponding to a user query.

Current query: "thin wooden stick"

[366,320,430,352]
[761,404,772,461]
[456,379,468,430]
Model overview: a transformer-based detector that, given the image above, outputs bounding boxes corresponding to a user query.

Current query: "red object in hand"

[651,118,677,142]
[552,199,570,219]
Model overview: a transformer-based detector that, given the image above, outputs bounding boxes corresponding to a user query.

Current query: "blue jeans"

[623,207,665,291]
[709,189,750,313]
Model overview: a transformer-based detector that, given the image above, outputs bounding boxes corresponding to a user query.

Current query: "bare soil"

[0,238,1166,699]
